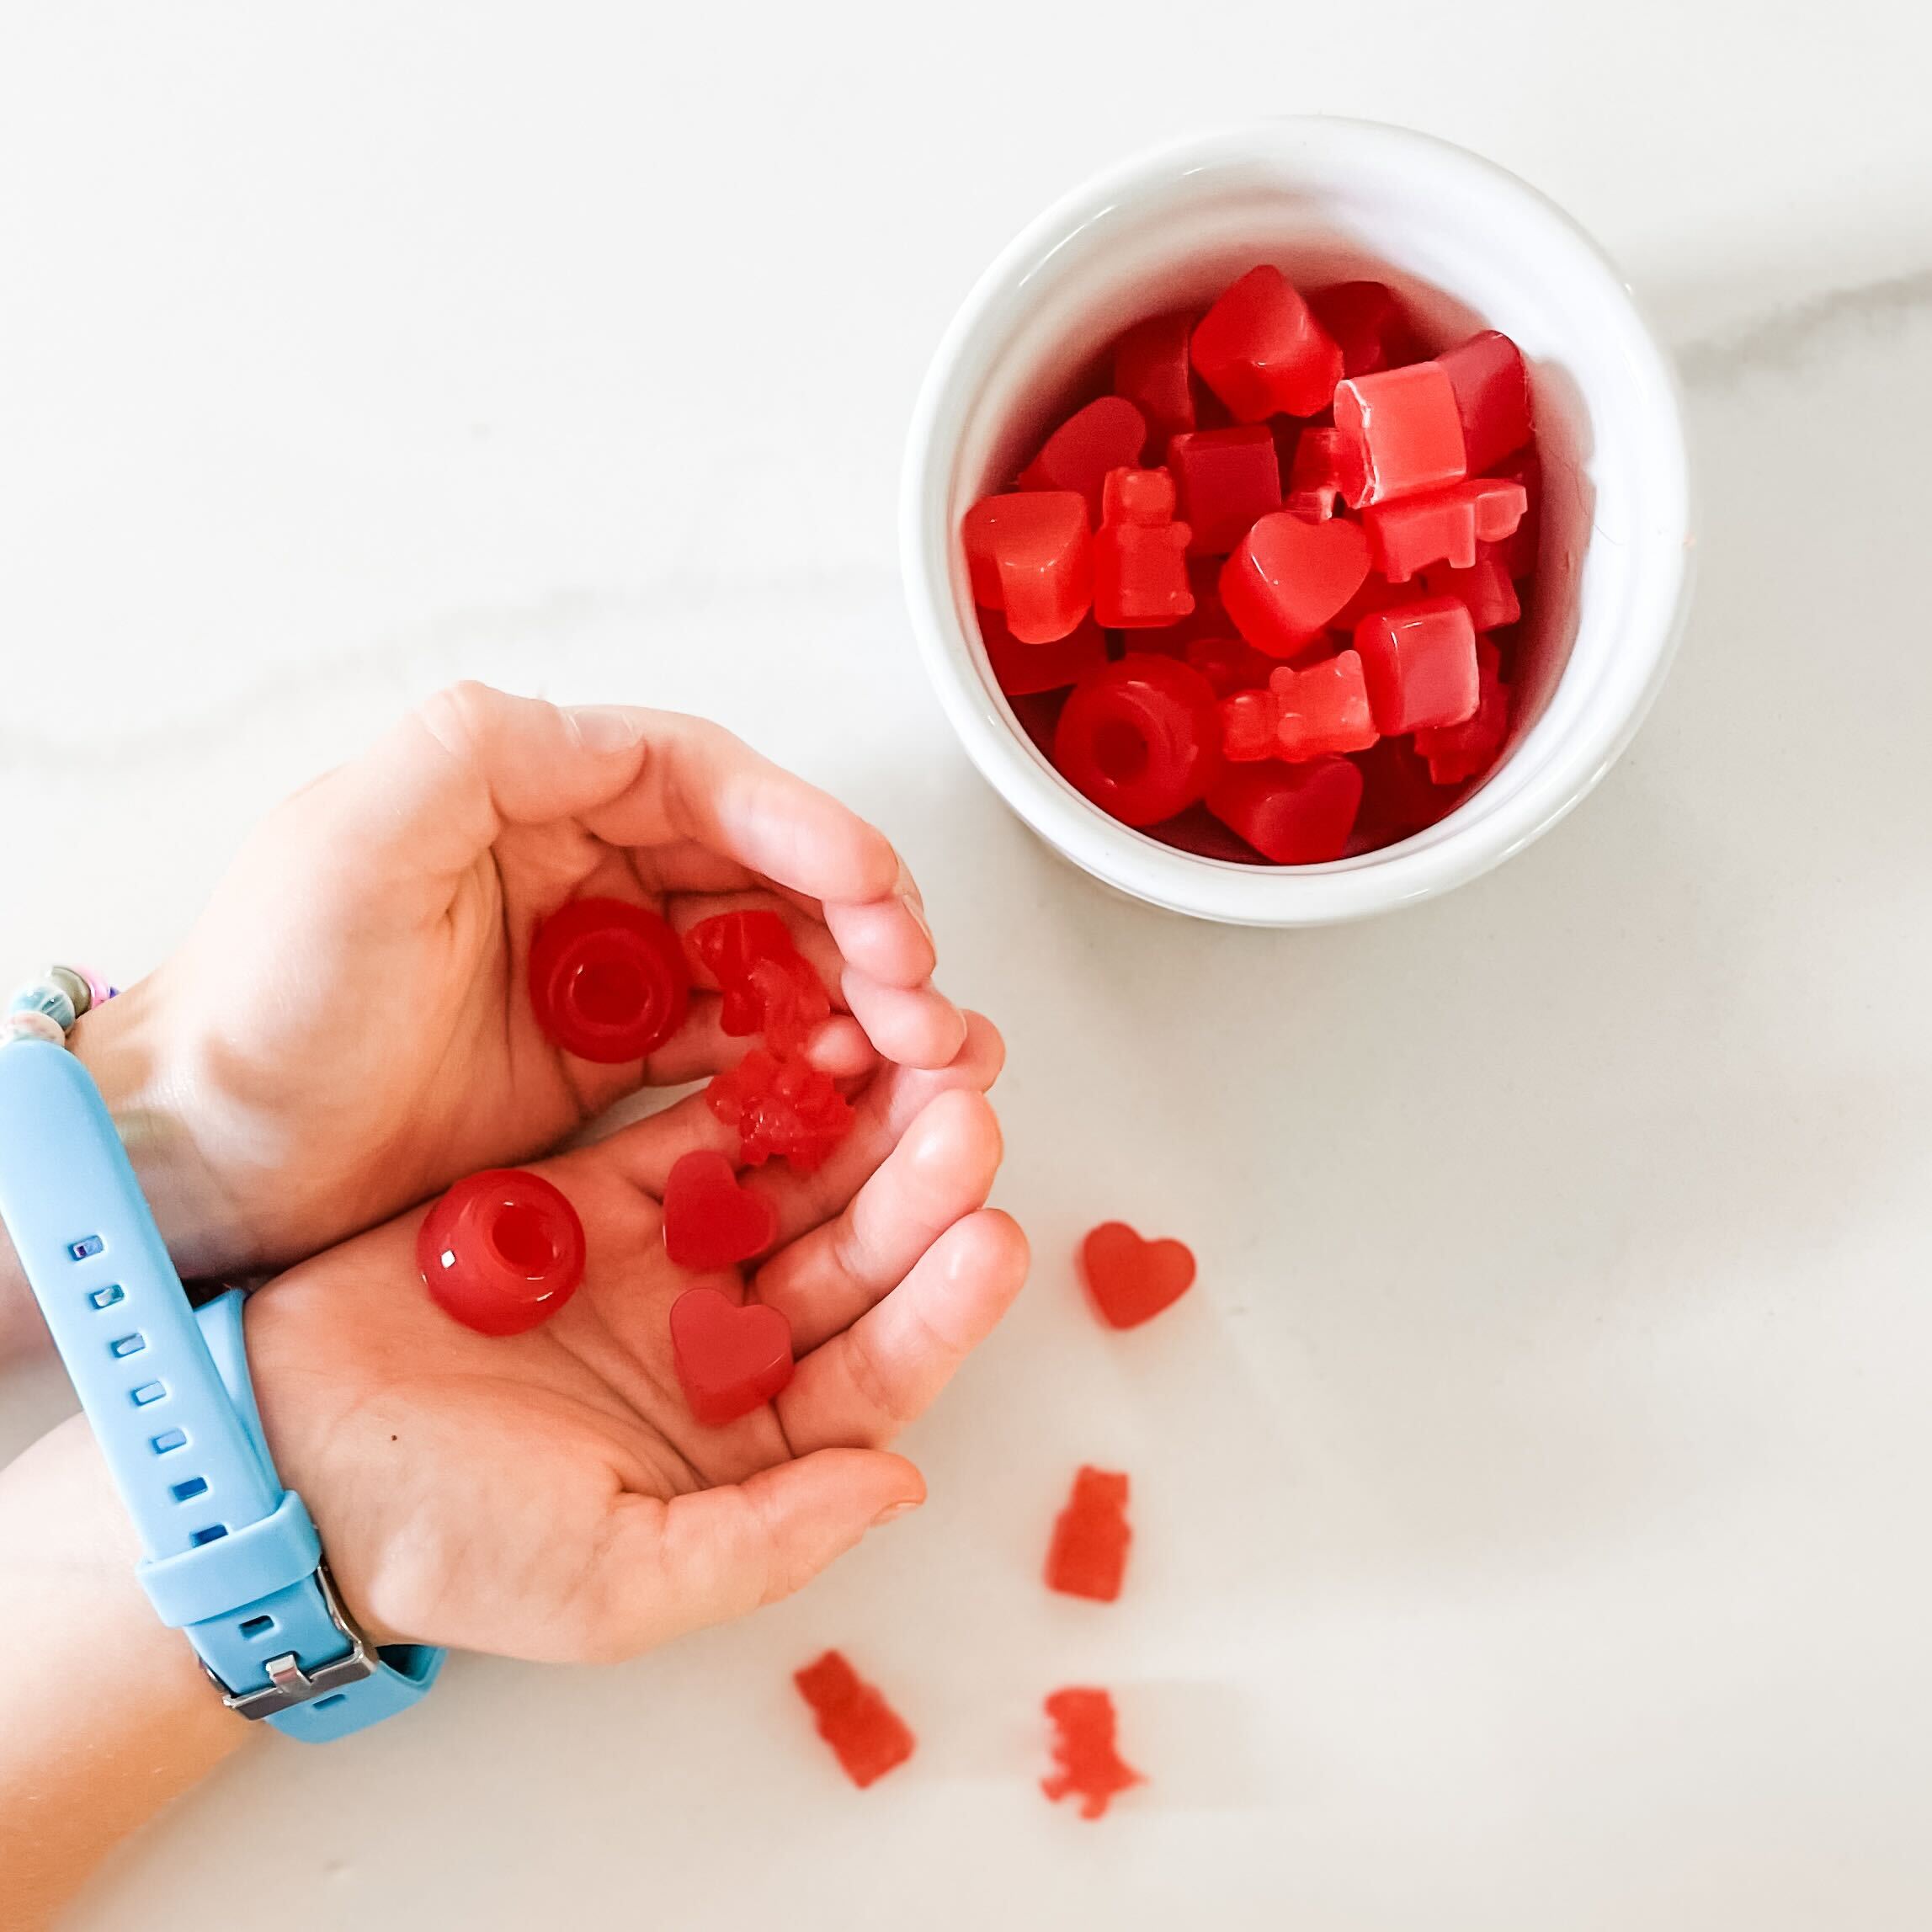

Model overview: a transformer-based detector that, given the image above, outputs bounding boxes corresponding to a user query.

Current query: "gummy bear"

[961,491,1093,643]
[417,1168,586,1339]
[1041,1688,1144,1820]
[795,1651,916,1790]
[705,1047,854,1172]
[1269,650,1378,760]
[1093,467,1194,628]
[1019,396,1149,523]
[687,910,828,1053]
[1190,266,1343,421]
[1046,1466,1131,1603]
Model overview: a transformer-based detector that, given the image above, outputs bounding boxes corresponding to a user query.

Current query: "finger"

[779,1211,1030,1454]
[754,1089,1003,1352]
[822,893,938,990]
[572,711,906,907]
[597,1011,1004,1217]
[572,1450,923,1660]
[638,998,876,1088]
[839,966,969,1070]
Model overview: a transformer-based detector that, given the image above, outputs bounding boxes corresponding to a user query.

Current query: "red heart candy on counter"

[1078,1222,1196,1330]
[662,1150,777,1272]
[669,1286,794,1426]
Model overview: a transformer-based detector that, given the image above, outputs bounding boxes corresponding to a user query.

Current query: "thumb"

[572,1450,925,1662]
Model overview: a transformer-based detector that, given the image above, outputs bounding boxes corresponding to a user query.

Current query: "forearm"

[0,1417,253,1929]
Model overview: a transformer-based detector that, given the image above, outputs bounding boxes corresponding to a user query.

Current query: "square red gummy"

[1333,362,1467,508]
[1438,330,1533,476]
[1353,597,1480,734]
[1166,427,1281,556]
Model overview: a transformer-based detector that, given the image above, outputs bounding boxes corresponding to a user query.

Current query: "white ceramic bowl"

[900,118,1694,925]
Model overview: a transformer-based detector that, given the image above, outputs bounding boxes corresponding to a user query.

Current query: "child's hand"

[76,682,963,1285]
[244,1016,1022,1658]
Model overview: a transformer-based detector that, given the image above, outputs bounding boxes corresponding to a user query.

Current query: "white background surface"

[3,5,1931,1927]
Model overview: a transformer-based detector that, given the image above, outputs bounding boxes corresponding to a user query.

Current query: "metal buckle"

[205,1561,380,1721]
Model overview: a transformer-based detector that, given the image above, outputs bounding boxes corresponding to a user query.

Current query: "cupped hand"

[245,1014,1027,1660]
[76,682,964,1282]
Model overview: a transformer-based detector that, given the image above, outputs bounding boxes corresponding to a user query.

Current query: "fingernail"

[569,705,646,754]
[871,1498,922,1528]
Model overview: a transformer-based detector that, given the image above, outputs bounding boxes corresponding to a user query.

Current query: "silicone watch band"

[0,1040,443,1741]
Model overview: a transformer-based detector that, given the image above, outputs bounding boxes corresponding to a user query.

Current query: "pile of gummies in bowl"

[961,268,1541,865]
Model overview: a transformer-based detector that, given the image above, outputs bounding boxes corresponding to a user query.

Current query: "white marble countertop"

[5,6,1931,1927]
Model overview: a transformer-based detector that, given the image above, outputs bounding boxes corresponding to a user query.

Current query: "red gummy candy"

[1019,396,1149,523]
[705,1047,854,1172]
[1350,737,1450,850]
[1307,280,1420,378]
[1078,1221,1196,1330]
[688,910,828,1053]
[1420,547,1521,632]
[1284,426,1345,520]
[981,609,1109,696]
[1269,651,1378,760]
[418,1168,586,1339]
[1053,655,1222,828]
[1184,631,1278,699]
[1354,596,1480,735]
[1190,266,1343,421]
[1414,636,1510,786]
[661,1149,777,1272]
[1438,329,1533,476]
[1220,511,1370,657]
[1333,361,1467,508]
[794,1651,916,1790]
[1488,450,1541,578]
[1166,426,1281,556]
[668,1285,793,1426]
[961,491,1093,643]
[1365,478,1528,583]
[1111,311,1196,443]
[1041,1688,1143,1820]
[1093,468,1195,628]
[529,897,692,1065]
[1046,1466,1131,1603]
[1207,756,1364,864]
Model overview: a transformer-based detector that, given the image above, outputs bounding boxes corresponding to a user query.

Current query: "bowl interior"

[907,123,1690,923]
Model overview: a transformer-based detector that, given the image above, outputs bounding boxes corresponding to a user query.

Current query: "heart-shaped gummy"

[662,1149,778,1273]
[1220,510,1370,657]
[1078,1221,1196,1331]
[669,1285,794,1426]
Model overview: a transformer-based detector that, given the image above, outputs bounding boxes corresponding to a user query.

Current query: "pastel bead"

[10,982,77,1031]
[46,965,92,1018]
[1,1010,67,1046]
[73,966,115,1010]
[417,1168,587,1337]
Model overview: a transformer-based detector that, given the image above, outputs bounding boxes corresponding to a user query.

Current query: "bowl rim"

[899,115,1695,927]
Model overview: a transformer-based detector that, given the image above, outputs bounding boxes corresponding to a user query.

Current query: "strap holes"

[130,1381,167,1407]
[109,1333,146,1359]
[170,1476,209,1503]
[150,1429,188,1455]
[190,1525,228,1546]
[88,1285,125,1310]
[239,1615,276,1640]
[312,1695,349,1712]
[68,1236,104,1260]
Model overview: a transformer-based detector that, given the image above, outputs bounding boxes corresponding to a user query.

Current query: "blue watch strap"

[0,1039,443,1741]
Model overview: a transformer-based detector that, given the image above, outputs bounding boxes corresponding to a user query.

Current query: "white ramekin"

[900,119,1694,925]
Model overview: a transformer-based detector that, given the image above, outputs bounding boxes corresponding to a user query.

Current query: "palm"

[244,1023,1026,1663]
[85,689,961,1281]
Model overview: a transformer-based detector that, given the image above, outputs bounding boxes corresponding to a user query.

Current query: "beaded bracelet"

[1,965,117,1049]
